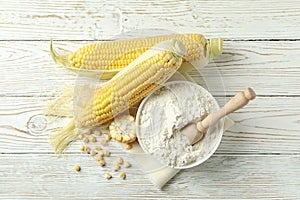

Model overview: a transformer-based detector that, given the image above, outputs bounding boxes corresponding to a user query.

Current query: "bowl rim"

[135,80,224,169]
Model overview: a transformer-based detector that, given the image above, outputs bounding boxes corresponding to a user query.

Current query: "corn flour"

[138,82,218,168]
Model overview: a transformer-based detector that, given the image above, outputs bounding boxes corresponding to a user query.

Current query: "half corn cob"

[50,34,222,78]
[51,39,186,154]
[109,114,136,143]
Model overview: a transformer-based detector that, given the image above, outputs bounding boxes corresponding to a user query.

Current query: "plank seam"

[0,39,299,42]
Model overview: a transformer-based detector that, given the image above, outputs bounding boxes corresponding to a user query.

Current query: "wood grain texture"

[0,0,299,40]
[1,0,300,198]
[0,96,299,154]
[0,154,299,199]
[1,41,299,97]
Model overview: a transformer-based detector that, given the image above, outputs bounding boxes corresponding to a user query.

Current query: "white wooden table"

[1,0,300,199]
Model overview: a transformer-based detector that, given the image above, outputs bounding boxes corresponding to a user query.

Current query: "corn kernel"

[116,157,123,164]
[89,136,97,143]
[119,172,126,180]
[125,143,133,150]
[99,160,105,167]
[104,172,112,179]
[80,146,86,151]
[103,150,110,157]
[98,150,104,156]
[94,146,102,151]
[85,146,91,153]
[90,150,97,156]
[74,165,81,172]
[95,155,103,161]
[124,161,131,168]
[114,164,120,171]
[104,134,111,141]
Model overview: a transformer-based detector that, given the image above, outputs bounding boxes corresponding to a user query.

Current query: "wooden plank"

[0,0,300,40]
[0,41,78,97]
[0,96,299,154]
[219,96,300,154]
[0,154,299,199]
[192,40,300,95]
[1,41,300,97]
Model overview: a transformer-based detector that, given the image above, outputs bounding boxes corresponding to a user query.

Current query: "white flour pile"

[138,82,221,168]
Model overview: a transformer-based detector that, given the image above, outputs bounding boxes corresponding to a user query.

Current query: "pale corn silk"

[73,29,227,188]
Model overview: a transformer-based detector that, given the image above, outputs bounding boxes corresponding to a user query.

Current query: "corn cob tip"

[50,39,70,68]
[207,38,223,59]
[50,119,78,154]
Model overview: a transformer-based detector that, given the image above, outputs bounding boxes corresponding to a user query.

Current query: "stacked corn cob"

[49,34,223,154]
[51,39,186,154]
[79,39,185,127]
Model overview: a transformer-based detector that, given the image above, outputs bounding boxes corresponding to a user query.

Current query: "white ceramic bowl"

[136,81,224,169]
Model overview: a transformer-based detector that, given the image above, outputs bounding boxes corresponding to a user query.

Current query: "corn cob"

[50,34,222,77]
[109,114,136,143]
[51,39,186,154]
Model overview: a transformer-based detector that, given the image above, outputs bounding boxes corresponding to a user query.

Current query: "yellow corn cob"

[50,34,222,76]
[51,39,186,154]
[80,39,185,127]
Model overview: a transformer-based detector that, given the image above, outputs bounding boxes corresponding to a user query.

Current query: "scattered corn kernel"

[116,157,123,164]
[74,165,81,172]
[80,145,86,151]
[103,150,110,157]
[104,134,111,141]
[114,164,120,171]
[85,146,91,153]
[89,136,97,143]
[99,160,106,167]
[125,143,133,150]
[91,150,97,156]
[94,146,102,151]
[104,172,112,180]
[98,150,104,156]
[95,155,103,161]
[124,161,131,168]
[119,172,126,180]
